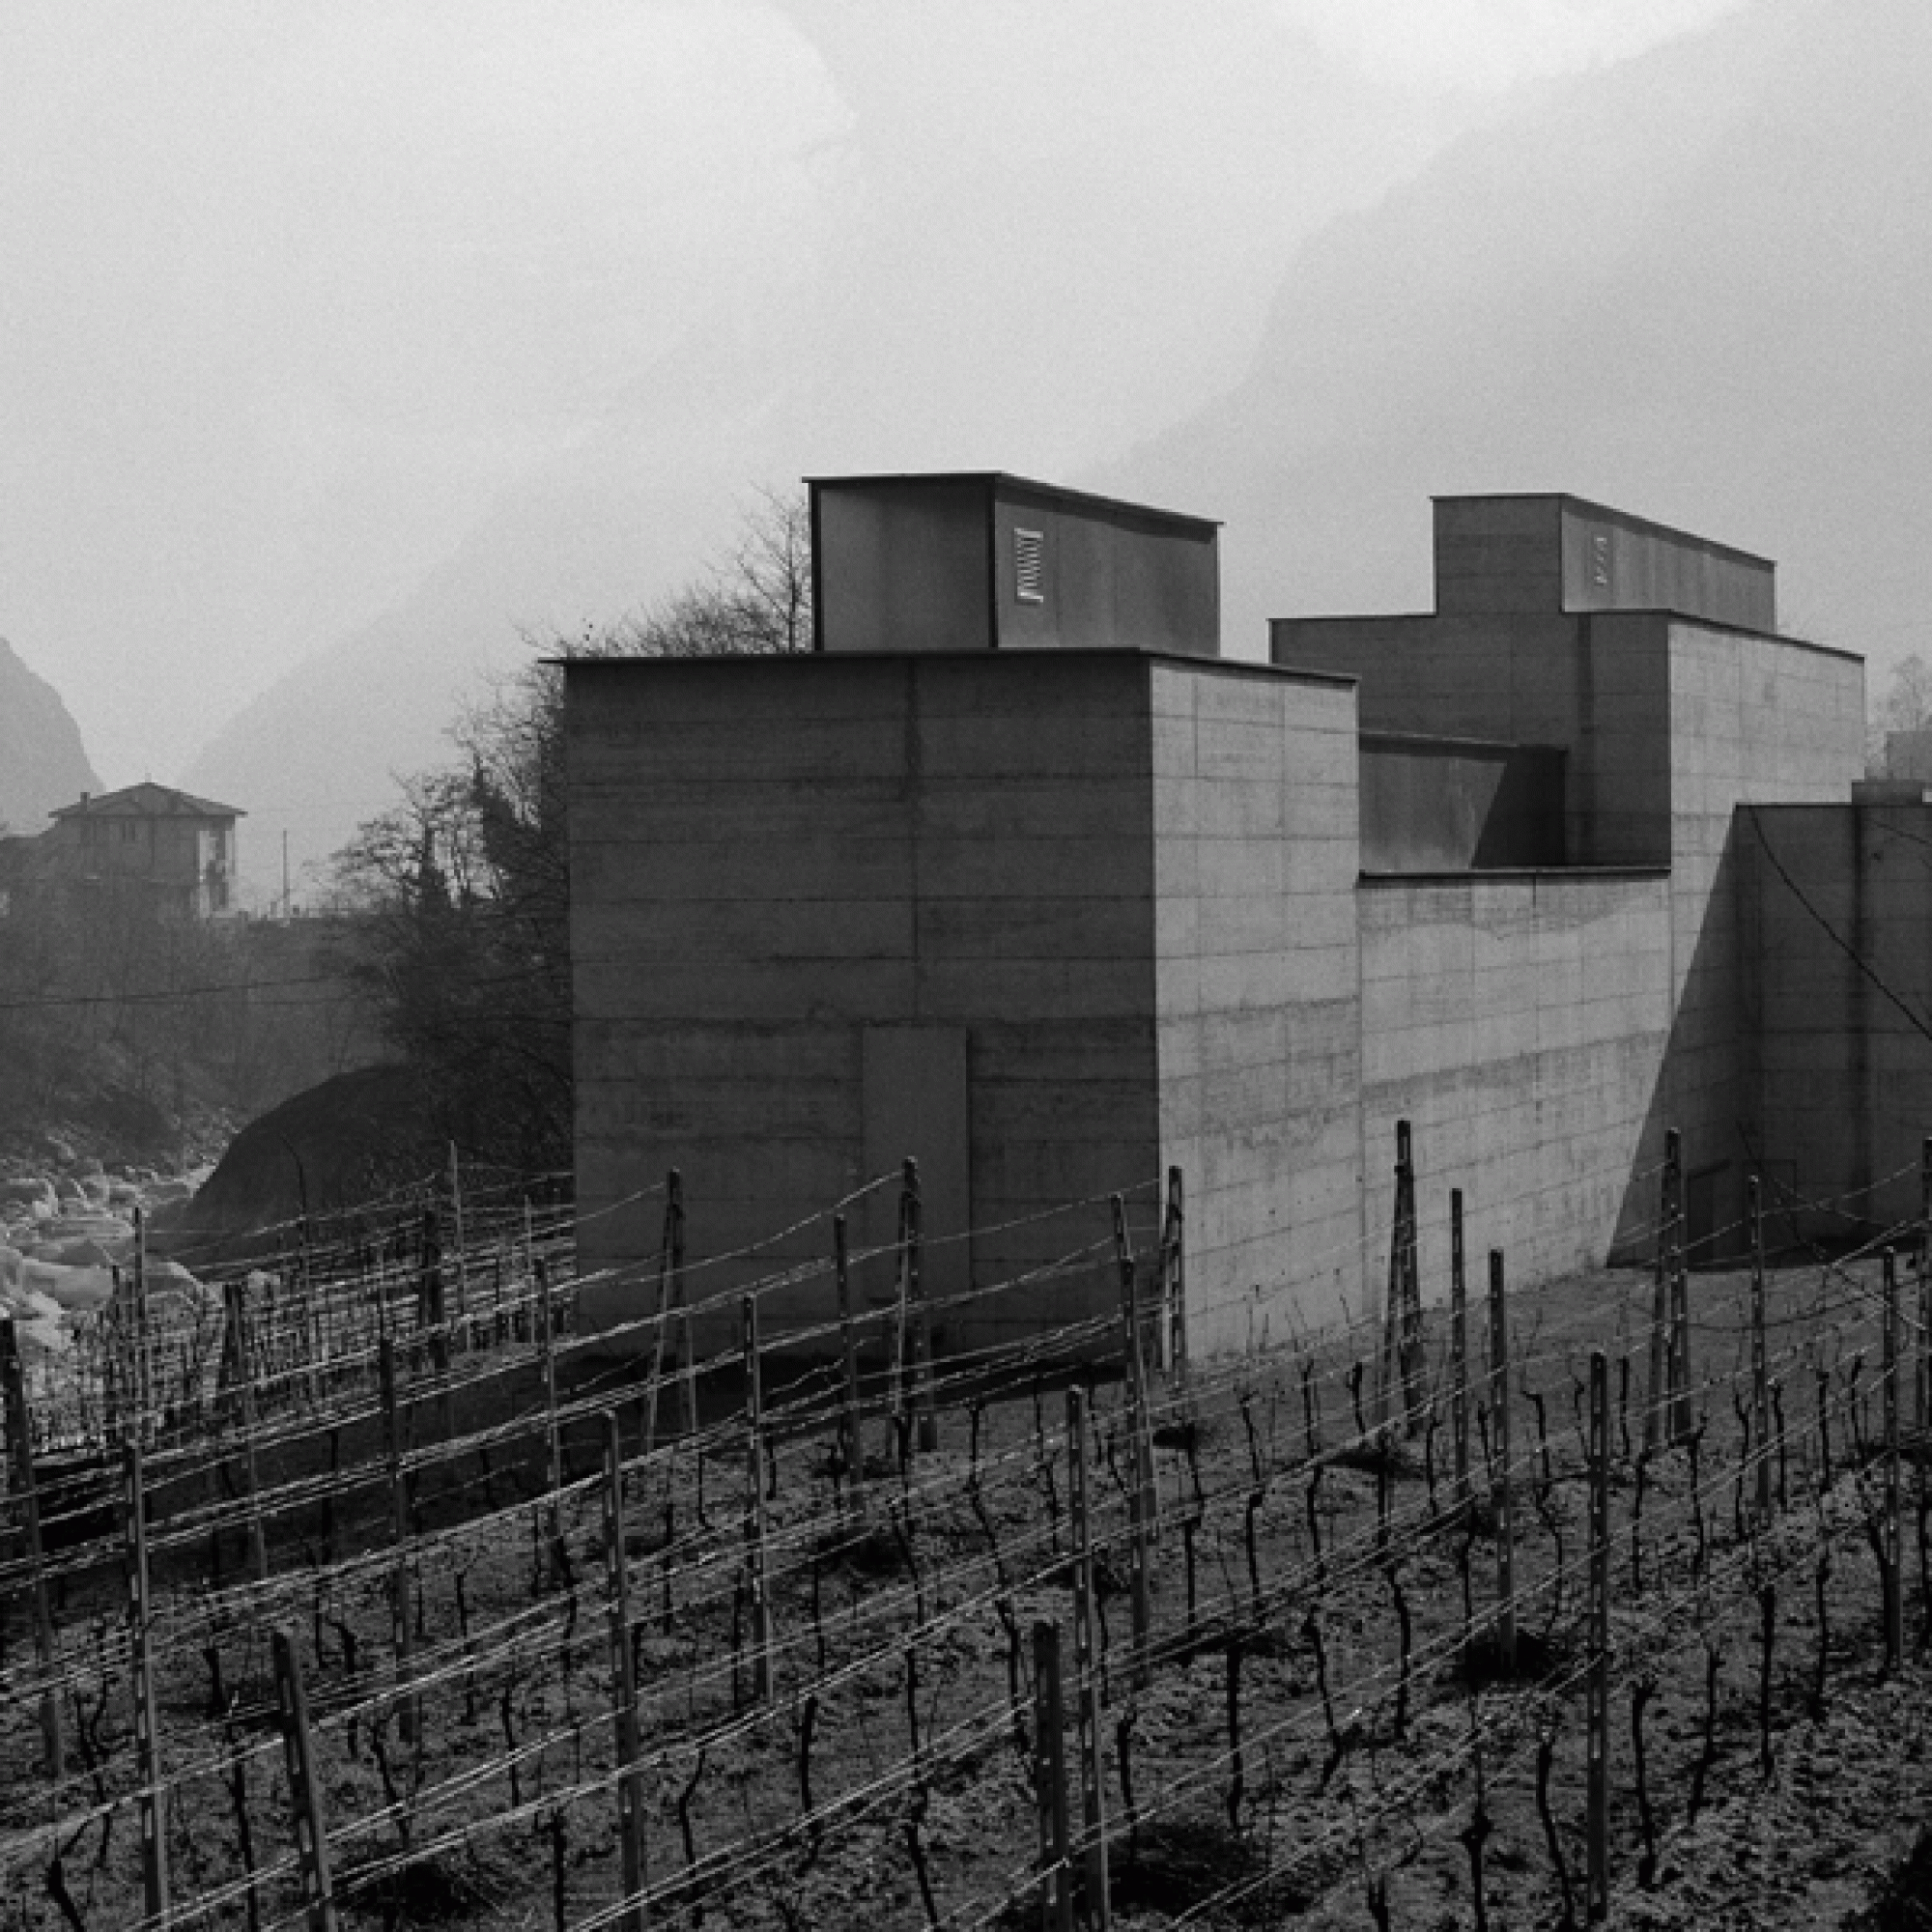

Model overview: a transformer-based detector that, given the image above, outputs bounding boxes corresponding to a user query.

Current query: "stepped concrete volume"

[565,475,1884,1356]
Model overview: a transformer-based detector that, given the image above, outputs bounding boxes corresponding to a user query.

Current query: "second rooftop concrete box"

[566,648,1362,1358]
[1434,493,1777,630]
[810,473,1220,659]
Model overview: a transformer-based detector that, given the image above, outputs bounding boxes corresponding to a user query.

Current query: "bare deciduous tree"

[1868,651,1932,776]
[327,488,810,1171]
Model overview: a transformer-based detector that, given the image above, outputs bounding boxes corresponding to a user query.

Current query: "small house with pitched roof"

[40,782,243,917]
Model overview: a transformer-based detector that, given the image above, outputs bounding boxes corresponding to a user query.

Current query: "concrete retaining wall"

[1359,870,1672,1303]
[1740,801,1932,1240]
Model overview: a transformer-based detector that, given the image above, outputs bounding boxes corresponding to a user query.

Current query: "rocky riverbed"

[0,1153,218,1421]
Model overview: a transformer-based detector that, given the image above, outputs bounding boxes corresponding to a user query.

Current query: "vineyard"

[3,1133,1931,1930]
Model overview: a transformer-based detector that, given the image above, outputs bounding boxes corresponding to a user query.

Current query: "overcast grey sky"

[2,0,1746,789]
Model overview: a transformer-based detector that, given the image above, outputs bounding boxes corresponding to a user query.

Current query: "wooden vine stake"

[901,1159,938,1454]
[132,1204,155,1446]
[834,1213,868,1524]
[379,1333,418,1744]
[1749,1176,1773,1523]
[0,1317,64,1776]
[1034,1621,1076,1932]
[420,1206,452,1440]
[1919,1138,1931,1643]
[537,1254,564,1550]
[1645,1129,1681,1455]
[644,1170,691,1457]
[1489,1249,1517,1673]
[1160,1164,1188,1400]
[602,1412,649,1930]
[225,1281,270,1583]
[447,1142,469,1351]
[1064,1387,1111,1926]
[123,1435,171,1924]
[273,1626,340,1931]
[1586,1350,1610,1923]
[743,1293,773,1704]
[1667,1154,1695,1447]
[1378,1121,1423,1433]
[1112,1194,1153,1684]
[1450,1189,1470,1512]
[1883,1247,1903,1670]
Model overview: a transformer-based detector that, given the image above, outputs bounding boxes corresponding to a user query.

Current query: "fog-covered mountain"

[1108,0,1931,678]
[181,342,781,897]
[0,637,98,835]
[187,0,1930,891]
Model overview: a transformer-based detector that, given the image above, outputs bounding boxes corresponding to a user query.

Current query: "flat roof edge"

[1433,492,1776,572]
[554,648,1356,688]
[1273,608,1861,664]
[806,471,1220,535]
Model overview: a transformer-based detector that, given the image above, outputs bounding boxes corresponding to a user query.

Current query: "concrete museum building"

[563,475,1923,1358]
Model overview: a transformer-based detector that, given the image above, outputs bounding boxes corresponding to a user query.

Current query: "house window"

[121,821,140,844]
[1014,527,1045,604]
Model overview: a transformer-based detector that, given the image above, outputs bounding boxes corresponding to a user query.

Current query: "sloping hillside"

[0,636,97,833]
[179,343,778,895]
[1109,0,1930,678]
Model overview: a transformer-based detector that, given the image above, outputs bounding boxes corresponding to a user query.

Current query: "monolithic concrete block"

[1154,895,1201,960]
[910,954,1154,1023]
[574,956,919,1024]
[1189,777,1288,839]
[970,1137,1162,1205]
[916,895,1151,960]
[576,1022,857,1084]
[576,715,914,783]
[914,711,1150,781]
[1197,833,1285,901]
[578,1074,862,1143]
[918,778,1154,841]
[586,897,915,963]
[915,833,1153,900]
[577,834,914,905]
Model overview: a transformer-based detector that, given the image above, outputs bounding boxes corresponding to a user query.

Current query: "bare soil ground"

[4,1250,1930,1930]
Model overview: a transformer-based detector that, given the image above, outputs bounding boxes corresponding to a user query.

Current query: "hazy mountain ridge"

[180,356,781,896]
[1106,0,1931,672]
[0,636,99,834]
[185,0,1930,890]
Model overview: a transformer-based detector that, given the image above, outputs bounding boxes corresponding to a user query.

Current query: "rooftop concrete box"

[1435,493,1776,631]
[810,473,1220,660]
[565,645,1366,1359]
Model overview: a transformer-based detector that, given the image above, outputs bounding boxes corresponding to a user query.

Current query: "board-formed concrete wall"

[1739,800,1932,1240]
[1149,663,1363,1350]
[568,486,1870,1360]
[1359,870,1673,1298]
[568,650,1167,1350]
[568,649,1370,1353]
